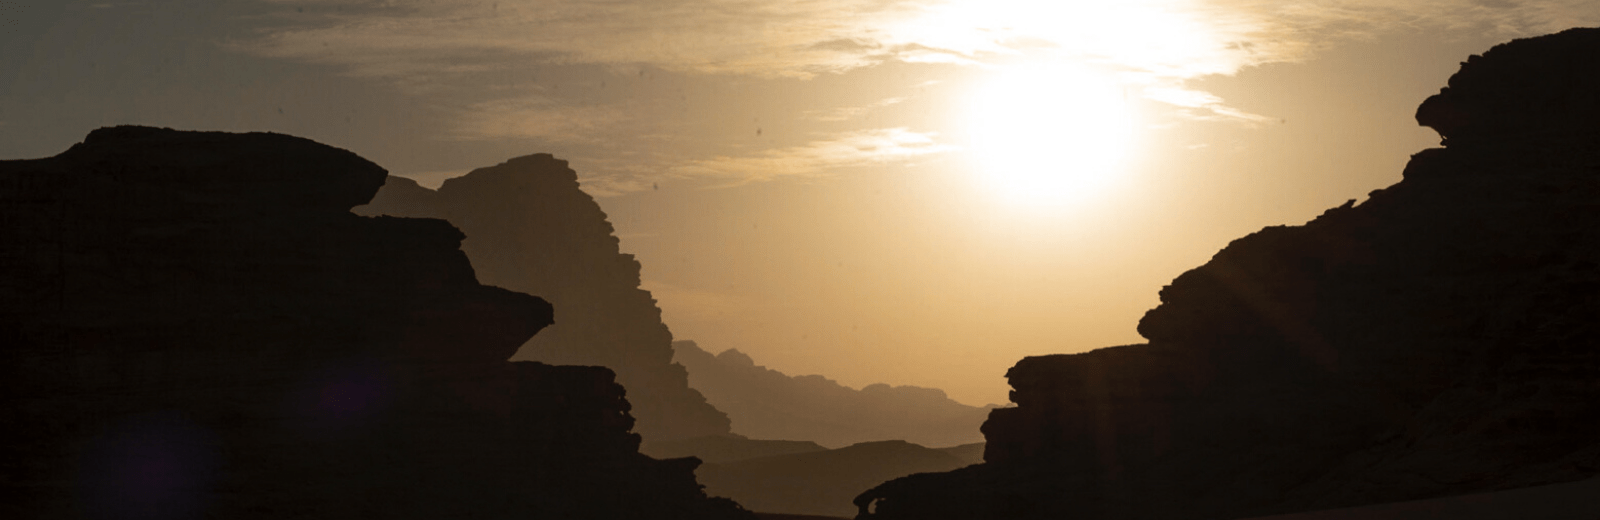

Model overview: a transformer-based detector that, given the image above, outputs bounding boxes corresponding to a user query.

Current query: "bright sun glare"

[967,64,1137,208]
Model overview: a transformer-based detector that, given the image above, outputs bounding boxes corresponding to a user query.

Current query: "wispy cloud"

[801,96,908,122]
[574,127,953,196]
[447,94,627,142]
[1144,86,1277,124]
[666,128,955,186]
[242,0,1598,111]
[235,0,1599,169]
[242,0,935,82]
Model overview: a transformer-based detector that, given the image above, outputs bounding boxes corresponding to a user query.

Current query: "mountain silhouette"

[0,127,751,520]
[675,340,991,448]
[855,27,1600,520]
[356,160,731,442]
[642,434,829,464]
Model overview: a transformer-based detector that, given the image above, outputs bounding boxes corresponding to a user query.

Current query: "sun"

[965,63,1137,208]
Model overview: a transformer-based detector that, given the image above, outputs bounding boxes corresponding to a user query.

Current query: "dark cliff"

[674,340,990,448]
[357,157,731,442]
[855,27,1600,520]
[1,127,750,520]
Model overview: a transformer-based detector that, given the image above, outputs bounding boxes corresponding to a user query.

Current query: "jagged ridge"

[358,157,732,442]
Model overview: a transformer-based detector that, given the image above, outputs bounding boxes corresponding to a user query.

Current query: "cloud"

[558,127,952,197]
[241,0,1598,113]
[1143,86,1277,124]
[233,0,1600,158]
[242,0,935,81]
[666,127,955,185]
[447,94,627,142]
[801,96,908,122]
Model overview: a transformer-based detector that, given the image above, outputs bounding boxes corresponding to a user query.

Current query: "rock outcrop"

[1,127,750,520]
[855,27,1600,520]
[357,158,731,442]
[675,340,990,448]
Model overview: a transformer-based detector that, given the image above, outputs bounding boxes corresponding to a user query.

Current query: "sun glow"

[966,63,1138,208]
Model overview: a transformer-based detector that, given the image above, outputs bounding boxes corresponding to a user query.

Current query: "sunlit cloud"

[578,174,660,198]
[244,0,1598,110]
[237,0,1600,158]
[1144,86,1276,124]
[447,94,627,142]
[666,128,956,186]
[243,0,934,81]
[801,96,908,122]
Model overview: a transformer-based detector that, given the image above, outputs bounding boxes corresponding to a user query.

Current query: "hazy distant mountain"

[935,442,987,466]
[357,158,730,441]
[641,434,828,464]
[675,340,992,448]
[857,28,1600,520]
[698,440,971,518]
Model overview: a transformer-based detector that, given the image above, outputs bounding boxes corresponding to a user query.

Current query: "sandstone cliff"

[357,158,731,442]
[855,27,1600,520]
[674,340,990,448]
[1,127,750,520]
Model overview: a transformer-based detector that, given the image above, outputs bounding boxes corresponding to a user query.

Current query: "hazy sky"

[3,0,1596,405]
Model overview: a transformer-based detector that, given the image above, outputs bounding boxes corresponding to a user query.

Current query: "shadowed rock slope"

[855,27,1600,520]
[1,127,751,520]
[357,158,730,442]
[675,340,990,448]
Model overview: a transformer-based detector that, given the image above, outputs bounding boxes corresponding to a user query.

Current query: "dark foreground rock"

[0,127,750,520]
[855,27,1600,520]
[358,157,731,442]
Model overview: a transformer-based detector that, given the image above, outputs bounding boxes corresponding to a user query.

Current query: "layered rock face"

[674,340,990,448]
[358,157,731,442]
[856,27,1600,520]
[1,127,749,520]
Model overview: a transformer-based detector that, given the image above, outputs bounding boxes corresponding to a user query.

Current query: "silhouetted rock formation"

[357,160,731,442]
[1,127,751,520]
[675,340,990,448]
[855,27,1600,520]
[701,440,970,518]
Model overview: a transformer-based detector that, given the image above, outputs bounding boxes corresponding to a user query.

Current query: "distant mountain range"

[674,340,994,448]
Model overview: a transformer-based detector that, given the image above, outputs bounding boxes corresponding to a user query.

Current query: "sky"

[3,0,1597,406]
